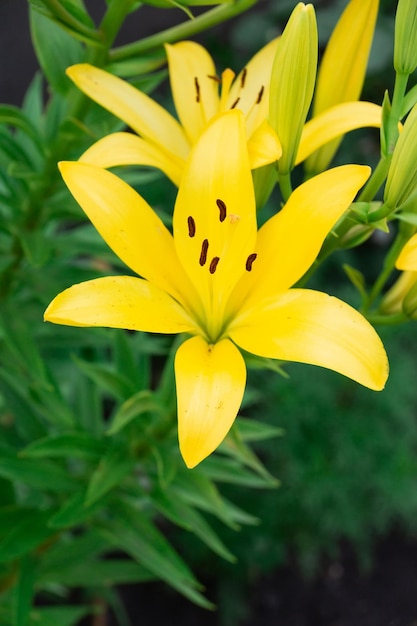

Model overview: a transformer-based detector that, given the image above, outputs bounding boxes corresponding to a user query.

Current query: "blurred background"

[3,1,417,625]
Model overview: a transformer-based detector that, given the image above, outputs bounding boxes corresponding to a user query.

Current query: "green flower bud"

[269,3,318,175]
[403,278,417,317]
[384,102,417,210]
[394,0,417,75]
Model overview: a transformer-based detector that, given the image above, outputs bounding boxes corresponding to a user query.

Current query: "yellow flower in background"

[305,0,379,175]
[66,38,281,186]
[396,234,417,270]
[45,111,388,468]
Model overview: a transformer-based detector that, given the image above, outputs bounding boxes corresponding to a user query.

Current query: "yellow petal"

[396,233,417,270]
[165,41,219,145]
[175,336,246,468]
[307,0,379,172]
[79,132,184,186]
[229,164,370,312]
[58,161,196,310]
[296,102,382,165]
[229,289,388,391]
[66,64,190,160]
[227,37,279,137]
[173,110,257,338]
[45,276,197,334]
[247,120,282,169]
[314,0,379,113]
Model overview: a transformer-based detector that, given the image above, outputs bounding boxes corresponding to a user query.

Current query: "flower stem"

[110,0,258,60]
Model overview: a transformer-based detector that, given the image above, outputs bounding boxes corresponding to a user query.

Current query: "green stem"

[278,171,293,202]
[357,155,391,203]
[364,228,410,312]
[366,312,408,326]
[110,0,258,60]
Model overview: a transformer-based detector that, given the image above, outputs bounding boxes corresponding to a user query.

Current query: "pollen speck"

[209,257,220,274]
[229,214,240,225]
[187,216,196,237]
[216,198,227,222]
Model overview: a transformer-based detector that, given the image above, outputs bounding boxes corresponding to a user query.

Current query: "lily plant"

[45,111,388,468]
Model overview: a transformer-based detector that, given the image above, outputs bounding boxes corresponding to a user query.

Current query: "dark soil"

[107,531,417,626]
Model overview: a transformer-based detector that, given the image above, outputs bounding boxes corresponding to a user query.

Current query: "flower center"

[185,197,257,342]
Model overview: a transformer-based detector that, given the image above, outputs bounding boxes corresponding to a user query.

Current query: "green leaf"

[152,486,236,562]
[101,500,213,609]
[0,450,76,492]
[0,106,44,156]
[235,417,284,442]
[85,446,135,506]
[39,558,155,587]
[13,555,36,626]
[106,390,163,435]
[173,470,239,529]
[343,264,367,300]
[29,6,85,94]
[39,529,109,574]
[48,489,104,529]
[0,510,54,563]
[22,432,106,460]
[396,211,417,226]
[202,456,279,488]
[73,355,136,401]
[221,428,280,487]
[29,606,93,626]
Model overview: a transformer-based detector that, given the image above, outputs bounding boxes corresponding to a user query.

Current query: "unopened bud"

[394,0,417,75]
[269,3,318,174]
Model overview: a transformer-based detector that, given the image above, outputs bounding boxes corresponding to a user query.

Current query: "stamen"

[256,85,265,104]
[187,216,196,237]
[199,239,209,266]
[194,77,201,103]
[245,253,257,271]
[240,67,247,89]
[230,97,240,109]
[216,198,227,222]
[208,74,221,83]
[209,257,220,274]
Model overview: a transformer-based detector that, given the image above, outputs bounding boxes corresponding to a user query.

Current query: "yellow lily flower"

[45,111,388,468]
[306,0,379,174]
[66,38,281,186]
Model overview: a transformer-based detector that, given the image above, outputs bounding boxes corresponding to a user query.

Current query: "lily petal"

[229,289,388,391]
[396,233,417,270]
[296,102,382,165]
[66,64,190,160]
[227,38,279,137]
[247,119,282,169]
[230,164,370,311]
[58,161,196,309]
[175,335,246,468]
[165,41,219,145]
[44,276,197,334]
[173,110,257,333]
[79,132,184,186]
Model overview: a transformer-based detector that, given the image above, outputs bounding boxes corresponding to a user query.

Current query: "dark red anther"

[199,239,209,266]
[216,199,227,222]
[245,253,257,271]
